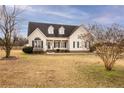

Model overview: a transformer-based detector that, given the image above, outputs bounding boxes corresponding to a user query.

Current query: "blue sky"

[16,5,124,37]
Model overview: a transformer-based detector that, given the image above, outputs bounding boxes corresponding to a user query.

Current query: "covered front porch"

[46,40,68,50]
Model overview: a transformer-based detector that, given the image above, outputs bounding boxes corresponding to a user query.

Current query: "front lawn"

[0,50,124,87]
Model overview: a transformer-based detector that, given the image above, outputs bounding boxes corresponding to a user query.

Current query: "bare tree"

[78,25,94,51]
[0,5,23,58]
[87,24,124,71]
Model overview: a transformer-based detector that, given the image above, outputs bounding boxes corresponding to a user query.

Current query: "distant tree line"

[0,36,27,47]
[13,36,28,46]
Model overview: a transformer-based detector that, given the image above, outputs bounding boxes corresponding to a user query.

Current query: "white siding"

[69,26,89,51]
[27,26,91,52]
[28,28,47,51]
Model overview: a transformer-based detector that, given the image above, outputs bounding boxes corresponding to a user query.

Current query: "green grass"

[76,64,124,87]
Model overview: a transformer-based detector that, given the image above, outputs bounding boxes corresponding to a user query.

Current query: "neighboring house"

[27,22,93,52]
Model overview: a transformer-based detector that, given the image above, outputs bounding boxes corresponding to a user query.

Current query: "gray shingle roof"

[28,22,79,37]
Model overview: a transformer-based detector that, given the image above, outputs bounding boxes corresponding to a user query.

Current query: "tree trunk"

[5,49,11,58]
[105,63,113,71]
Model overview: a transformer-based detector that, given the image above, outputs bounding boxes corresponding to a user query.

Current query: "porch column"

[67,40,69,49]
[52,40,54,50]
[66,40,68,49]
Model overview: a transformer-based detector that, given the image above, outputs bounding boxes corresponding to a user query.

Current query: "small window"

[48,25,54,34]
[59,26,65,34]
[85,41,90,48]
[58,42,60,48]
[54,41,60,48]
[73,41,75,48]
[61,41,67,48]
[77,41,79,48]
[41,41,43,48]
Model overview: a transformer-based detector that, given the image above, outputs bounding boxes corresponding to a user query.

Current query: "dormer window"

[48,25,54,34]
[59,26,65,34]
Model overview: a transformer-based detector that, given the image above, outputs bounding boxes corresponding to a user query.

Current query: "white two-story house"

[27,22,93,52]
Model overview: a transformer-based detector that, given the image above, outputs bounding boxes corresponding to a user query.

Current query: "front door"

[47,41,52,50]
[47,42,51,49]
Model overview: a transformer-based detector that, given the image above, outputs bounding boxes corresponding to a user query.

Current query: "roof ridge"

[29,21,78,27]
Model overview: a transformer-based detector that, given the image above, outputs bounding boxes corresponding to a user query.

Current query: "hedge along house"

[27,22,93,52]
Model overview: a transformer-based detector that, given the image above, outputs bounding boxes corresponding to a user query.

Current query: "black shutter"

[32,41,34,47]
[58,42,60,48]
[65,42,66,48]
[73,41,75,48]
[41,41,43,48]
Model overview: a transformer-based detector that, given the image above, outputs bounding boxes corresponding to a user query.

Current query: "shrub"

[65,50,70,52]
[61,50,69,52]
[89,45,96,52]
[22,46,33,54]
[56,49,60,53]
[55,49,69,53]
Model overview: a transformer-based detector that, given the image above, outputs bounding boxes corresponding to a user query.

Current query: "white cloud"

[38,6,90,20]
[16,5,36,12]
[92,13,121,24]
[43,11,74,19]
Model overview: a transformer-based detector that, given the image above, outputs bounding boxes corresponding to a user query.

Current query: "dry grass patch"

[0,50,124,87]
